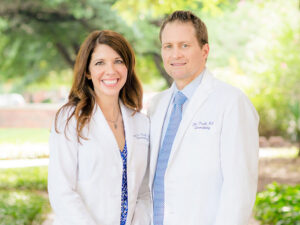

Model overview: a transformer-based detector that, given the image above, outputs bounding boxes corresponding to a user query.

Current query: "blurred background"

[0,0,299,224]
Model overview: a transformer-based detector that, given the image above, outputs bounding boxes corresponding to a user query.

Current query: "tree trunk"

[297,129,300,157]
[55,42,75,67]
[151,53,173,87]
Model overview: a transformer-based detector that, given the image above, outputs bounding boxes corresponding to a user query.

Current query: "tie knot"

[174,91,187,106]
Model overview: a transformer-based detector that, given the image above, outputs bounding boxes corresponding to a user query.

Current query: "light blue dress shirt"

[159,68,206,147]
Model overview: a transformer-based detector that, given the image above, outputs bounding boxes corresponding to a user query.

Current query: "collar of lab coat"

[91,100,135,167]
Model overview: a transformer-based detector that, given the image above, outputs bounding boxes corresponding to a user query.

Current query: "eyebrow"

[91,56,123,63]
[162,41,190,46]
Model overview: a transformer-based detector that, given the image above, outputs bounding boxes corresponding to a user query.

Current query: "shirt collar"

[172,68,206,102]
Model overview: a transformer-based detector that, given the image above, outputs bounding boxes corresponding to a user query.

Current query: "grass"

[0,128,50,144]
[0,166,50,225]
[0,190,50,225]
[0,167,48,190]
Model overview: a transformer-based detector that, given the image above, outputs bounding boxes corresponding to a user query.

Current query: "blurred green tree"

[0,0,133,91]
[240,1,300,151]
[255,25,300,152]
[0,0,233,91]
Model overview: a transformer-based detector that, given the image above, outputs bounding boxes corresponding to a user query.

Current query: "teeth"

[103,79,117,85]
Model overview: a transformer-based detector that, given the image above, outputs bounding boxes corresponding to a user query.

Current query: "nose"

[105,62,116,75]
[171,47,183,59]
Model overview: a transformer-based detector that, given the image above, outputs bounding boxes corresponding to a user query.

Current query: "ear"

[202,43,209,59]
[85,72,92,80]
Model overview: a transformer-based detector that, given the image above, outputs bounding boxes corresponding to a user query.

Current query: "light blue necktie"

[153,91,187,225]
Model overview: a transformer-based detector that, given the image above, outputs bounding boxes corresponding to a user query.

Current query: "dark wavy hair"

[55,30,143,142]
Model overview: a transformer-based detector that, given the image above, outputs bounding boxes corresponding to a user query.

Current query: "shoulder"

[132,110,150,127]
[212,77,250,104]
[211,77,258,119]
[147,89,170,116]
[150,89,169,104]
[54,105,77,132]
[122,104,149,124]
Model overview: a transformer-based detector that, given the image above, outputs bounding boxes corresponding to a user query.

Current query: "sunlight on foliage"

[113,0,229,23]
[0,167,48,191]
[0,190,50,225]
[254,182,300,225]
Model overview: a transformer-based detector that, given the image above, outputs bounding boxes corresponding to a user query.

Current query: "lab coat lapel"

[168,70,215,164]
[92,103,122,170]
[149,87,174,180]
[120,102,133,168]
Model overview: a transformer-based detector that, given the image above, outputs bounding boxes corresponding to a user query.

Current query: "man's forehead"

[161,22,197,43]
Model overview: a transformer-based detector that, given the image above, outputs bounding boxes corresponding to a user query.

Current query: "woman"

[48,30,151,225]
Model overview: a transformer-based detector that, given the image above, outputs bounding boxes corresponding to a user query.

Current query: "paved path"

[0,158,49,168]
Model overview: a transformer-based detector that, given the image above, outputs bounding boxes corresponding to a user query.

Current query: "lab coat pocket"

[132,133,150,152]
[133,133,149,145]
[187,119,221,150]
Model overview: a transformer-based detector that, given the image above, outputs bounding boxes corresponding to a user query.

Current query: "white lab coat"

[148,70,259,225]
[48,101,151,225]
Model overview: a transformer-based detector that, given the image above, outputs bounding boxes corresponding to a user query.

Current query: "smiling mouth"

[102,79,119,87]
[171,63,186,66]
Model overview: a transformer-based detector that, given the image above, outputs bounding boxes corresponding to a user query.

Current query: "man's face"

[161,21,209,89]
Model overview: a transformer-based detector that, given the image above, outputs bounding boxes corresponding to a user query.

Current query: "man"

[148,10,259,225]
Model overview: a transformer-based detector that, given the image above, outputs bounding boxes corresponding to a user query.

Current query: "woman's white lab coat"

[48,102,151,225]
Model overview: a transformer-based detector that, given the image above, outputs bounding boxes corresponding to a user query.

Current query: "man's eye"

[95,61,104,66]
[182,44,188,48]
[164,45,172,49]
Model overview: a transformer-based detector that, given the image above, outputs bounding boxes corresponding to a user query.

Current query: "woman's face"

[88,44,128,100]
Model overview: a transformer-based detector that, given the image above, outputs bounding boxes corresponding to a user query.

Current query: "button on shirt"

[159,69,206,147]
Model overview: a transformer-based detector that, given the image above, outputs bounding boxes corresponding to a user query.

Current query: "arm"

[131,160,152,225]
[48,110,97,225]
[131,117,152,225]
[213,93,259,225]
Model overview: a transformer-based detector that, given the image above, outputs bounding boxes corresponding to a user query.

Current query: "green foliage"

[0,128,50,144]
[0,0,132,91]
[202,0,300,143]
[0,0,238,92]
[0,190,50,225]
[0,167,49,224]
[0,167,48,191]
[254,182,300,225]
[1,0,299,142]
[244,0,300,142]
[136,55,167,91]
[113,0,233,22]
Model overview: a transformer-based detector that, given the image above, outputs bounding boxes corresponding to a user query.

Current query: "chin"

[170,73,188,80]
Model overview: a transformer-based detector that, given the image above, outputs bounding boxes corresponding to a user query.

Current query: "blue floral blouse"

[120,142,128,225]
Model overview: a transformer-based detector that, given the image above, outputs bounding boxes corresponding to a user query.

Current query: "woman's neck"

[96,95,120,119]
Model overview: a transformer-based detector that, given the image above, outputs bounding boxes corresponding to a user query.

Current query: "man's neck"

[175,68,206,90]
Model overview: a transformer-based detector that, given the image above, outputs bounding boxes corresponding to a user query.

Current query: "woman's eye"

[95,61,104,66]
[115,59,124,64]
[164,45,172,49]
[182,44,188,48]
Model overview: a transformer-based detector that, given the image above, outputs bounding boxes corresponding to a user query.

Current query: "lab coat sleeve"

[48,110,97,225]
[131,159,152,225]
[213,92,259,225]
